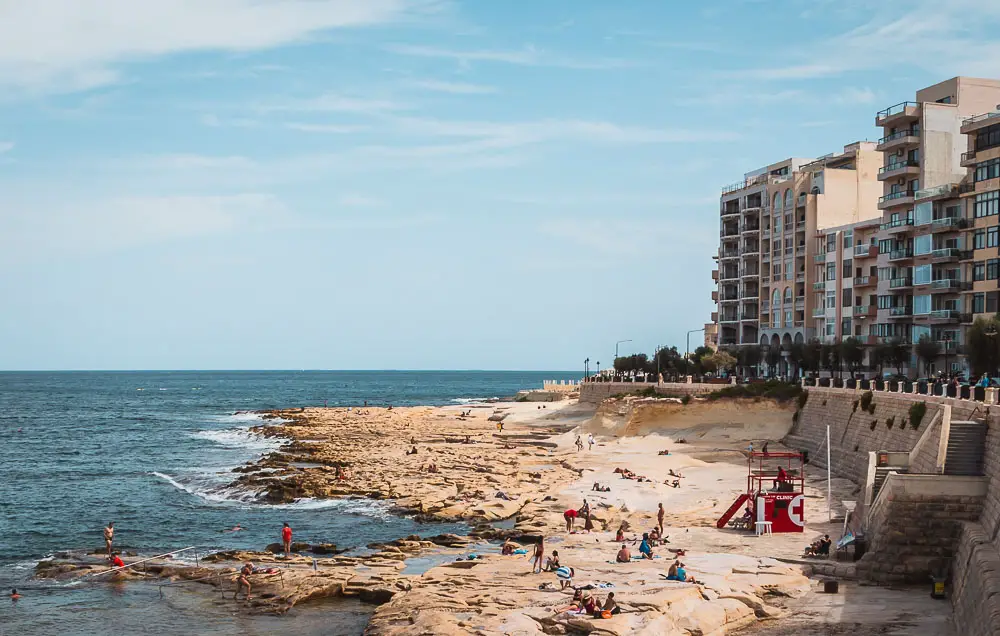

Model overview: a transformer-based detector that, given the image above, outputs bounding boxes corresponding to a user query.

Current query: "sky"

[2,0,1000,371]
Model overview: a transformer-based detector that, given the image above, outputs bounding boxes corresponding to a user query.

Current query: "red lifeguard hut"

[716,451,805,533]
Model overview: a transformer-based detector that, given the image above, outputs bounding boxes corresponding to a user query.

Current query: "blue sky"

[2,0,999,370]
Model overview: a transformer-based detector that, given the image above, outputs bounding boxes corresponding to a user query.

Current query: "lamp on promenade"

[615,339,632,361]
[686,328,706,360]
[584,358,590,378]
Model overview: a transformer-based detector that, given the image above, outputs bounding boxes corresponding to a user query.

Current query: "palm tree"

[915,335,941,377]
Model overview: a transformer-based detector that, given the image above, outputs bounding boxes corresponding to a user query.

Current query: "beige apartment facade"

[713,143,882,363]
[710,76,1000,378]
[873,77,1000,375]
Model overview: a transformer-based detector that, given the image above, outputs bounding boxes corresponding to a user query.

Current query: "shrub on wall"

[909,402,927,430]
[860,391,874,412]
[852,400,859,413]
[797,390,809,410]
[681,394,691,405]
[886,416,895,429]
[870,419,877,430]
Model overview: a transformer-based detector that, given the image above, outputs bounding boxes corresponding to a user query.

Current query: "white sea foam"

[149,471,391,518]
[189,427,286,453]
[450,397,497,404]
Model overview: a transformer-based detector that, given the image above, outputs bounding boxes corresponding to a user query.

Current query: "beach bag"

[601,610,612,619]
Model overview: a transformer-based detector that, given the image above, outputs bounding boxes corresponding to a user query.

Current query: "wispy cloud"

[283,122,368,134]
[834,86,877,105]
[0,0,419,94]
[0,141,14,154]
[255,92,409,114]
[405,79,498,94]
[385,43,634,70]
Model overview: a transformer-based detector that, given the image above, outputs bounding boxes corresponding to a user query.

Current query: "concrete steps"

[944,421,987,476]
[872,466,907,501]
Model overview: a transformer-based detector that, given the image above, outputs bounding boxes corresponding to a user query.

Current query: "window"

[974,292,986,314]
[974,261,986,281]
[878,295,893,310]
[975,229,986,250]
[990,226,999,248]
[841,318,852,336]
[913,295,931,315]
[878,238,892,254]
[914,234,932,256]
[843,259,852,278]
[825,319,835,337]
[785,260,793,279]
[826,263,836,281]
[773,263,781,277]
[826,291,836,309]
[784,190,793,209]
[784,287,792,303]
[976,158,1000,183]
[976,191,1000,218]
[843,232,853,249]
[989,292,999,314]
[826,234,836,252]
[773,193,781,211]
[975,123,1000,153]
[842,288,852,307]
[772,289,781,307]
[989,259,1000,280]
[785,310,792,326]
[909,179,920,193]
[912,325,931,342]
[914,264,932,285]
[914,201,933,226]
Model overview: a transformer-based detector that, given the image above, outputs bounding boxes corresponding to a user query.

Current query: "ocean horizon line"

[0,368,582,374]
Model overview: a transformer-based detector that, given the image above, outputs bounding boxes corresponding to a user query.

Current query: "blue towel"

[513,549,528,555]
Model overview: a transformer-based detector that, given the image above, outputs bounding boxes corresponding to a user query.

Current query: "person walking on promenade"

[530,537,545,573]
[103,522,115,556]
[281,522,293,558]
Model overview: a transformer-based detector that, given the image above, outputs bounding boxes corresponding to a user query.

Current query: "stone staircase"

[944,420,987,476]
[872,465,908,502]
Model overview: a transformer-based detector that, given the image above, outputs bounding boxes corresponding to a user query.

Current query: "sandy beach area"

[35,396,953,635]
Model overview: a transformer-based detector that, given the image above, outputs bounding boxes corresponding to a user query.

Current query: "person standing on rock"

[530,537,545,573]
[281,522,293,558]
[587,433,595,450]
[103,522,115,557]
[575,435,584,452]
[657,503,665,536]
[564,508,578,532]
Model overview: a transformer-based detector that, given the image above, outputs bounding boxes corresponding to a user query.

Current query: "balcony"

[740,269,760,279]
[854,275,877,287]
[742,293,759,302]
[876,129,920,152]
[889,306,913,318]
[712,270,718,281]
[877,160,920,181]
[762,252,771,263]
[720,315,740,324]
[929,216,967,232]
[813,253,827,263]
[961,110,1000,135]
[876,101,919,127]
[796,272,805,282]
[930,279,968,293]
[711,290,718,302]
[879,190,916,210]
[761,301,770,312]
[721,208,740,219]
[854,243,877,258]
[741,223,761,234]
[812,307,826,318]
[931,247,961,262]
[889,277,913,289]
[881,217,914,233]
[721,226,740,237]
[928,309,961,322]
[813,281,826,291]
[719,249,740,260]
[719,270,739,281]
[711,311,718,322]
[741,313,759,322]
[796,245,806,256]
[960,150,977,168]
[742,205,763,214]
[854,305,876,318]
[889,247,913,261]
[741,248,760,258]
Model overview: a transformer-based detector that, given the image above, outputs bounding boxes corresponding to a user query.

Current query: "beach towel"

[555,567,573,581]
[513,549,528,555]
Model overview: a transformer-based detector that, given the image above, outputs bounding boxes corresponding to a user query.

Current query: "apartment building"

[714,143,882,356]
[812,218,881,351]
[873,77,1000,375]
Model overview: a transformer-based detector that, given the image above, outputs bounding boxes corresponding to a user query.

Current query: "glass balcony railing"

[880,218,913,231]
[877,129,920,145]
[878,160,919,176]
[931,247,961,260]
[889,306,913,317]
[879,190,916,206]
[889,248,913,261]
[889,277,913,288]
[876,101,918,122]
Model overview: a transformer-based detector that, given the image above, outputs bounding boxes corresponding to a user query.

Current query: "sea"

[0,370,578,636]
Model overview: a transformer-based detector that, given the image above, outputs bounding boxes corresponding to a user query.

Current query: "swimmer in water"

[223,524,243,533]
[10,588,20,601]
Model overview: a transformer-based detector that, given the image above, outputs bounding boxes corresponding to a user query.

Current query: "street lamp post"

[615,339,632,361]
[686,328,706,362]
[584,357,590,378]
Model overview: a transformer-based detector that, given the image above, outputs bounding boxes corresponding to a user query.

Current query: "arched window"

[773,193,782,211]
[784,287,792,303]
[772,289,781,307]
[784,189,793,208]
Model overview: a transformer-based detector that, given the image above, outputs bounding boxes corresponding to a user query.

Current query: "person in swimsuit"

[236,562,254,600]
[281,522,293,558]
[544,550,560,572]
[657,503,665,535]
[10,589,20,602]
[530,537,545,573]
[109,553,125,568]
[602,592,620,615]
[564,508,578,532]
[103,522,115,556]
[616,544,631,563]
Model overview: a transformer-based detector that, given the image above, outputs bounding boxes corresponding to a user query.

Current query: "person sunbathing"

[501,538,514,556]
[615,524,625,542]
[658,449,671,456]
[616,544,631,563]
[406,446,418,455]
[544,550,560,572]
[668,469,684,478]
[667,479,681,488]
[553,589,583,613]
